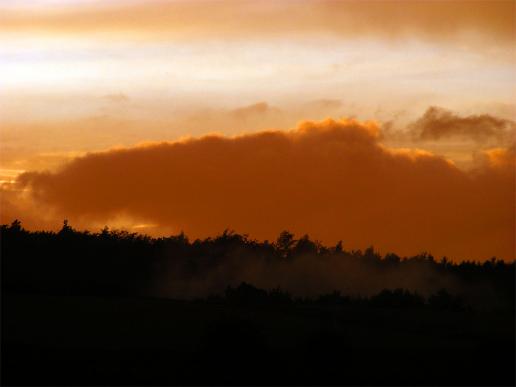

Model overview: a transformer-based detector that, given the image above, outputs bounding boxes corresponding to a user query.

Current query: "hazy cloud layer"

[230,102,281,120]
[4,115,514,261]
[2,1,514,48]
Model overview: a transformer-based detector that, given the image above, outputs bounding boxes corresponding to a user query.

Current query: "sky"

[0,0,515,261]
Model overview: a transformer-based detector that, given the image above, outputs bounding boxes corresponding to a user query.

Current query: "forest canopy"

[1,220,513,310]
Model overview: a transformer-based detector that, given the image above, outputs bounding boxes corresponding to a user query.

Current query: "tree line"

[1,220,514,310]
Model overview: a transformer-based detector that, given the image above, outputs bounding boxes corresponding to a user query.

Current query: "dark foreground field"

[1,223,515,385]
[2,293,514,386]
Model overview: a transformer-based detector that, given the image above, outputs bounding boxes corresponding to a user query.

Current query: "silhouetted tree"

[293,234,318,256]
[225,282,268,306]
[371,289,425,308]
[334,240,343,254]
[428,289,464,310]
[275,230,295,258]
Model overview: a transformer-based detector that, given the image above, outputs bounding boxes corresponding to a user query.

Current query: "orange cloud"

[479,146,516,170]
[5,117,514,261]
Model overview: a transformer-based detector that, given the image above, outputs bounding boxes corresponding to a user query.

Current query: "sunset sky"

[1,0,515,261]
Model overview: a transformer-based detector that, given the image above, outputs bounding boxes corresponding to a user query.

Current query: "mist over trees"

[2,220,513,310]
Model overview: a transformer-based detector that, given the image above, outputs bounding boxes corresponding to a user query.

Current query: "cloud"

[411,106,516,145]
[477,145,516,170]
[230,102,280,120]
[6,117,514,261]
[1,1,514,49]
